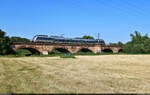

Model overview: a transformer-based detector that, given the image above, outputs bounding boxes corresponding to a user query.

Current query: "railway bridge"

[12,42,123,55]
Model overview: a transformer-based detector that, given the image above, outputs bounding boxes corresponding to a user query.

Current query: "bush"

[60,53,76,58]
[74,51,95,55]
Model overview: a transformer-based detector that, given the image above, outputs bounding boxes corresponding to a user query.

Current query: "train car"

[32,35,105,45]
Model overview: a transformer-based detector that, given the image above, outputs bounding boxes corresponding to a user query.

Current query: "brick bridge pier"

[12,43,123,55]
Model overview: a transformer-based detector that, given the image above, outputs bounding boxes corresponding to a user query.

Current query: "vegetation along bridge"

[12,42,123,55]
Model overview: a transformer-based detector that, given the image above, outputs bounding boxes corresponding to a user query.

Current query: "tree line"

[0,28,150,55]
[123,31,150,54]
[108,31,150,54]
[0,29,30,55]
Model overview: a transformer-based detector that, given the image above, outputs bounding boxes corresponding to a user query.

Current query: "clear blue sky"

[0,0,150,43]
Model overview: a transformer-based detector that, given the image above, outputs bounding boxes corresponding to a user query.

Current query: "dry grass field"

[0,55,150,93]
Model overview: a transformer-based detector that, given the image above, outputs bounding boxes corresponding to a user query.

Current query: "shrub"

[60,53,76,58]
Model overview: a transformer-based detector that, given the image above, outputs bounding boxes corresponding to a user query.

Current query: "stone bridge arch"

[18,48,40,55]
[118,49,123,52]
[77,48,94,53]
[14,46,41,55]
[101,46,123,53]
[50,47,71,54]
[102,49,113,53]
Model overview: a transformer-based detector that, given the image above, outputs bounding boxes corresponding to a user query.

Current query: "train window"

[38,37,41,40]
[41,37,44,40]
[39,37,43,40]
[36,37,40,40]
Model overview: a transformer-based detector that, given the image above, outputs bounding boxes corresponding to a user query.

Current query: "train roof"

[35,35,48,37]
[50,36,64,38]
[50,37,104,41]
[35,35,104,41]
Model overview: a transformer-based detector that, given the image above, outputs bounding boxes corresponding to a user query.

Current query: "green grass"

[1,55,150,93]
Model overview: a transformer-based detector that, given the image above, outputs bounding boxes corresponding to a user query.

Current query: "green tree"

[0,29,5,37]
[82,35,94,39]
[109,43,117,46]
[123,31,150,54]
[10,36,30,43]
[118,41,124,46]
[108,41,124,46]
[0,29,14,55]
